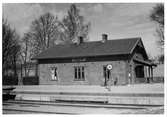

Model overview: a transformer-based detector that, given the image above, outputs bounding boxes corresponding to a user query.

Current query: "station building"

[33,34,156,86]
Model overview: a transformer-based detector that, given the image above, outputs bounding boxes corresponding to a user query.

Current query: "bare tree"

[3,19,21,77]
[20,32,34,76]
[150,4,164,49]
[61,4,91,43]
[24,4,91,61]
[28,12,60,55]
[20,13,63,77]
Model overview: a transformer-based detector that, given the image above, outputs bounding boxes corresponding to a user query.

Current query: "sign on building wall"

[107,64,113,70]
[72,58,86,62]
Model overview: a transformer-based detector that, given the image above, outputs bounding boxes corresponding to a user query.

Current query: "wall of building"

[153,64,164,83]
[128,60,135,84]
[38,61,127,85]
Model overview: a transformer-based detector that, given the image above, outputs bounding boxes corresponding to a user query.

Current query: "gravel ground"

[123,106,164,114]
[3,107,164,114]
[3,101,164,114]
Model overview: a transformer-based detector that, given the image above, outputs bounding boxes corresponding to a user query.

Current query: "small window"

[51,67,58,80]
[74,66,85,80]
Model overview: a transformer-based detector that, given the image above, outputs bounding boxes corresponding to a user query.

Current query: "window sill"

[51,79,58,81]
[74,79,85,81]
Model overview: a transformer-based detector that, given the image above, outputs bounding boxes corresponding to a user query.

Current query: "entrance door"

[135,65,145,83]
[103,66,110,86]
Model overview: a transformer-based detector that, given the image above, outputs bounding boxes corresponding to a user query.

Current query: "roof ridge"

[107,37,141,41]
[69,37,141,44]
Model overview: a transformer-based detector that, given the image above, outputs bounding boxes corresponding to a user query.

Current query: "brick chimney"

[102,34,108,43]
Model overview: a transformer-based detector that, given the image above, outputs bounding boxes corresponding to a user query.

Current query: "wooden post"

[148,66,150,83]
[144,66,147,82]
[20,63,23,85]
[35,62,38,77]
[151,66,153,82]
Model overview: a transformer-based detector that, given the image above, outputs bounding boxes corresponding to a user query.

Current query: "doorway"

[103,66,110,86]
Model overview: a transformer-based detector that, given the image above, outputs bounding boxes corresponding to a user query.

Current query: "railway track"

[3,108,75,114]
[3,100,163,114]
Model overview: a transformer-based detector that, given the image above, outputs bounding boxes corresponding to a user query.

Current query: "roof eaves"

[34,52,130,60]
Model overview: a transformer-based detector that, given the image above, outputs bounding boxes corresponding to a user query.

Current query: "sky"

[2,3,163,57]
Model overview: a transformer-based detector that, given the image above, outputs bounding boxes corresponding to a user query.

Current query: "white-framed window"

[51,67,58,80]
[74,66,85,80]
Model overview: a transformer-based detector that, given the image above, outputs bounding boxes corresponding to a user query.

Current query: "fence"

[3,76,18,85]
[23,76,39,85]
[153,77,164,83]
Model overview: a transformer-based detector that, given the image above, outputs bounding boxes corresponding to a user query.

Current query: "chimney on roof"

[102,34,108,43]
[78,36,84,44]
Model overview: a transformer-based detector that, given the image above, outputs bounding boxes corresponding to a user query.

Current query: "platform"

[10,83,164,105]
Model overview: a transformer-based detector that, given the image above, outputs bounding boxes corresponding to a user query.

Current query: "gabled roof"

[33,37,144,60]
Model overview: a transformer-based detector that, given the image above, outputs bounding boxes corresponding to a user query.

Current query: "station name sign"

[72,58,86,62]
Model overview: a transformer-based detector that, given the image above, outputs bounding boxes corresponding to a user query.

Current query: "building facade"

[34,35,155,86]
